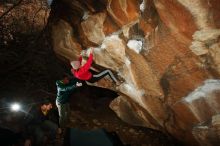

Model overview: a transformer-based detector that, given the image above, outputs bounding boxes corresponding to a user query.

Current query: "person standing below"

[24,98,61,146]
[70,47,120,85]
[56,75,83,127]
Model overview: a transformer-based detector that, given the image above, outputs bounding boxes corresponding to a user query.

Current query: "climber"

[70,47,120,85]
[56,75,83,127]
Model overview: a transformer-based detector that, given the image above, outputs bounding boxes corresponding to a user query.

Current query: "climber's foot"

[117,75,125,83]
[116,81,121,86]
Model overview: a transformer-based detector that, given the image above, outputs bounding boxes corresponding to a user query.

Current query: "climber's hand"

[76,82,82,87]
[80,50,87,57]
[86,47,93,55]
[90,47,94,54]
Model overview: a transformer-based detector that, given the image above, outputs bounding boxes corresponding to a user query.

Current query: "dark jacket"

[56,78,80,104]
[23,104,59,142]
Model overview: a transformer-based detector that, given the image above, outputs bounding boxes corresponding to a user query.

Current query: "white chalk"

[184,79,220,102]
[127,40,143,54]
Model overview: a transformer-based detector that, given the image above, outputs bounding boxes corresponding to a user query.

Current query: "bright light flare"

[10,103,21,111]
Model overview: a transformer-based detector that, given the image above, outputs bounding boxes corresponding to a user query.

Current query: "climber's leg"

[88,70,119,84]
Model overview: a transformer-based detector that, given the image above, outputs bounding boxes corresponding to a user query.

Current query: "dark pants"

[88,70,118,83]
[56,100,70,128]
[31,120,58,146]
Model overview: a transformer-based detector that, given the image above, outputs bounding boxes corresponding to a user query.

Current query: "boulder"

[49,0,220,145]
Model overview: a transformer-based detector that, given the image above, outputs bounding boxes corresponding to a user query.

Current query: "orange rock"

[81,12,106,45]
[80,11,120,45]
[107,0,139,27]
[51,20,82,61]
[210,0,220,27]
[154,0,197,40]
[193,114,220,145]
[103,14,120,35]
[139,0,158,36]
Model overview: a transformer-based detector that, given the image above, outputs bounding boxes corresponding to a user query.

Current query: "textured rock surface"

[49,0,220,145]
[192,114,220,146]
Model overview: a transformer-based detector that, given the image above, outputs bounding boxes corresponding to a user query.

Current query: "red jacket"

[71,54,93,80]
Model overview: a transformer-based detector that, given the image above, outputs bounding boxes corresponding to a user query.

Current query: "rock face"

[49,0,220,145]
